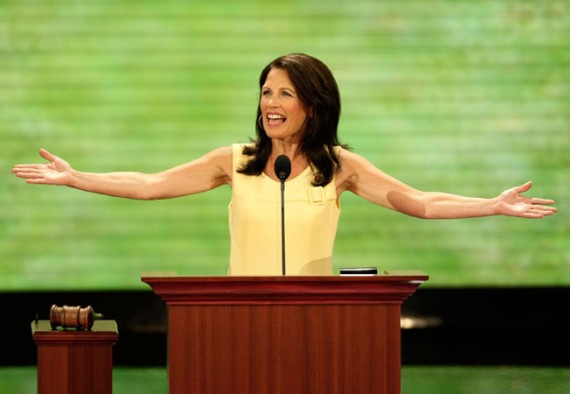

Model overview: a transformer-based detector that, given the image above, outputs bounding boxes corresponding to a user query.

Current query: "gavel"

[50,304,103,330]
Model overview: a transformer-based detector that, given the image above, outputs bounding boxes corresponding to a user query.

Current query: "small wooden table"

[32,320,119,394]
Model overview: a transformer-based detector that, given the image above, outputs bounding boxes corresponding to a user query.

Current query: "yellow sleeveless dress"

[228,143,341,275]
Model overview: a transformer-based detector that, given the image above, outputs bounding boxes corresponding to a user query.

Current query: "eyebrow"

[262,86,296,94]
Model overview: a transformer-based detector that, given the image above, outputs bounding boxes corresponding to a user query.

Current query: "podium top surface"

[141,271,428,305]
[32,320,119,344]
[141,270,428,282]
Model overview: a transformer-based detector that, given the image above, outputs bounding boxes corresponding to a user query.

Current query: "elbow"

[127,188,156,201]
[387,191,429,219]
[403,207,431,219]
[133,175,165,200]
[137,192,159,201]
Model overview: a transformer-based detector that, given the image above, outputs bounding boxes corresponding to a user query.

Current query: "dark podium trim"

[141,271,428,305]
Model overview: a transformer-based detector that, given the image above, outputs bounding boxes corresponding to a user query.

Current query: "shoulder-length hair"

[238,53,349,186]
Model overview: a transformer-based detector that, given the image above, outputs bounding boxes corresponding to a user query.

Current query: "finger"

[535,205,557,214]
[12,164,46,171]
[522,209,549,218]
[515,181,532,194]
[12,169,42,179]
[531,197,556,205]
[26,178,49,185]
[39,148,56,162]
[523,212,546,219]
[529,204,557,212]
[523,206,557,218]
[523,213,542,219]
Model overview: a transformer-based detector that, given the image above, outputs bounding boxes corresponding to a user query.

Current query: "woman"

[12,53,557,275]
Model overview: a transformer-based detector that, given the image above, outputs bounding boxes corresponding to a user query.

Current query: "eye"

[261,89,271,97]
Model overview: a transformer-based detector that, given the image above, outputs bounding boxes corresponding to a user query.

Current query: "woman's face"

[260,68,310,144]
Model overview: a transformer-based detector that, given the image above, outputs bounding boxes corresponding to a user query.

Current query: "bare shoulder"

[203,145,233,163]
[163,145,234,189]
[336,147,397,197]
[337,147,368,168]
[202,145,234,183]
[335,147,369,194]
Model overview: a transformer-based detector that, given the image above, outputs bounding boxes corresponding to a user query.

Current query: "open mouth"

[267,113,286,127]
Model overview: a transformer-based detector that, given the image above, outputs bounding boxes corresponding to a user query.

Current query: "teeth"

[268,114,285,120]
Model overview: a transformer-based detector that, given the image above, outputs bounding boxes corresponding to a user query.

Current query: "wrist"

[490,195,502,216]
[67,169,79,188]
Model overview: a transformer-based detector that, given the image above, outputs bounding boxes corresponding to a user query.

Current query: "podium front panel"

[142,272,428,394]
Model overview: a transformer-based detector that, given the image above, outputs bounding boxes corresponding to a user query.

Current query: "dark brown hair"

[238,53,349,186]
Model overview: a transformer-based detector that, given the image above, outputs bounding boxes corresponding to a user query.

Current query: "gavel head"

[50,304,102,330]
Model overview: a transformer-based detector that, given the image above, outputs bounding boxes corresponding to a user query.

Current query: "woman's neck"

[265,143,309,181]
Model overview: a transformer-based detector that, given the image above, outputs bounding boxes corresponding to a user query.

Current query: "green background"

[2,366,570,394]
[1,0,568,290]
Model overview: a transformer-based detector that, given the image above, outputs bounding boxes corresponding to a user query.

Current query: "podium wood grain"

[143,272,428,394]
[32,320,118,394]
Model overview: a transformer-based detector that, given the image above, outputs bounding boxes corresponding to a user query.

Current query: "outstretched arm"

[12,147,233,200]
[407,181,556,219]
[336,149,557,219]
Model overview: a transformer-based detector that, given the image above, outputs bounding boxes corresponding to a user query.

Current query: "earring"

[257,114,264,129]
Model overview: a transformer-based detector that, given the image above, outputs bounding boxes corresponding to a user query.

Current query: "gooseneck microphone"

[275,155,291,181]
[274,155,291,275]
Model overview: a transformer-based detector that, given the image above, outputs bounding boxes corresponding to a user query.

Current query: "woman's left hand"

[497,181,557,218]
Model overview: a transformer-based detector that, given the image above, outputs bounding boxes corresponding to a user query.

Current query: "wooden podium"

[32,320,119,394]
[142,271,428,394]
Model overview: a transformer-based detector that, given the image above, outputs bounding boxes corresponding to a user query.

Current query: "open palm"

[12,149,72,186]
[498,181,557,219]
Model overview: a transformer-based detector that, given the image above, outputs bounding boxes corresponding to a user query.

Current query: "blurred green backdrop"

[1,0,568,290]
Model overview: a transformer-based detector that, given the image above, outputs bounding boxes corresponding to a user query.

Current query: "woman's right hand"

[12,149,73,186]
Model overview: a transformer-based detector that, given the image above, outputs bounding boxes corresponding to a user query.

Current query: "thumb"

[39,148,56,162]
[515,181,532,194]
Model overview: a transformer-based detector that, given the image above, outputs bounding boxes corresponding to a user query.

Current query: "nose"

[263,93,282,107]
[266,96,278,106]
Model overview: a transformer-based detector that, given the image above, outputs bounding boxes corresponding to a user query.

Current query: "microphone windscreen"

[274,155,291,181]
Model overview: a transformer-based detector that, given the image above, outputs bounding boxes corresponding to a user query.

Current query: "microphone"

[275,154,291,181]
[274,155,291,275]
